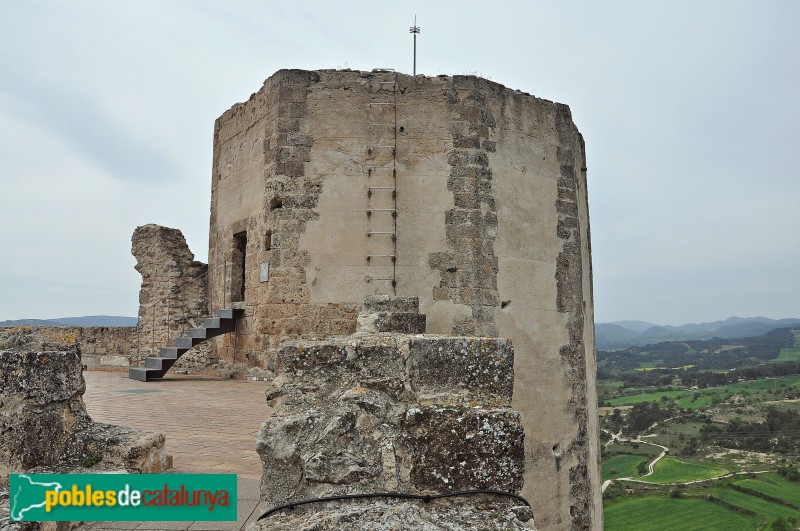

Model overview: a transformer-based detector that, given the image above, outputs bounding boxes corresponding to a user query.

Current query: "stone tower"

[208,69,600,530]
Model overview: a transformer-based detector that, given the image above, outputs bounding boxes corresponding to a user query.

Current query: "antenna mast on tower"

[409,16,420,76]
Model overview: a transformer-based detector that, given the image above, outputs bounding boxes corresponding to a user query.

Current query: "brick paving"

[79,370,272,530]
[83,371,270,480]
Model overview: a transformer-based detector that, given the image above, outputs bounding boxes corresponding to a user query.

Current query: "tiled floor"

[79,371,273,530]
[83,371,270,480]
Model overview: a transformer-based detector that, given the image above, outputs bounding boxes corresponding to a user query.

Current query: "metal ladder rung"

[366,254,396,263]
[367,211,396,218]
[362,167,396,178]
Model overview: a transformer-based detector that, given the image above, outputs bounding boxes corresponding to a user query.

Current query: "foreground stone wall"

[0,346,171,531]
[209,69,600,529]
[252,297,533,530]
[0,347,171,483]
[132,224,210,366]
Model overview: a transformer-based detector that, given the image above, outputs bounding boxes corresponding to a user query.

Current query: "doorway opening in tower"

[231,231,247,303]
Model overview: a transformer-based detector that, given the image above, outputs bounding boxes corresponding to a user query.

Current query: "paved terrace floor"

[79,370,272,531]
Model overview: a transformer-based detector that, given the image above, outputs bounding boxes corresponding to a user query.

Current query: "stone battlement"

[253,297,533,529]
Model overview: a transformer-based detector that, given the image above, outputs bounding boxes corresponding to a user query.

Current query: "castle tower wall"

[208,69,600,530]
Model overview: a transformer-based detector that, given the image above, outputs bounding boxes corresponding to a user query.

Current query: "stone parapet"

[255,297,532,529]
[0,348,171,484]
[0,326,136,369]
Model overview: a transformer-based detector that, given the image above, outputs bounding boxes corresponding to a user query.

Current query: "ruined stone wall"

[0,347,171,482]
[209,69,600,529]
[0,326,135,368]
[132,224,210,366]
[0,346,171,531]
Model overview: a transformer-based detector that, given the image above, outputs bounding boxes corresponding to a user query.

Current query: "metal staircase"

[128,308,241,381]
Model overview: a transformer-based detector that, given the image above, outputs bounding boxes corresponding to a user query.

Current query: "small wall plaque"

[260,262,270,282]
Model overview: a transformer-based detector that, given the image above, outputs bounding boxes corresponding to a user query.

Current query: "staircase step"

[175,336,196,348]
[129,367,161,382]
[189,328,208,339]
[218,308,234,319]
[145,357,175,370]
[204,317,221,328]
[159,347,186,359]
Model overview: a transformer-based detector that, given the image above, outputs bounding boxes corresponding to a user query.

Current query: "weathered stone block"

[362,295,420,314]
[258,298,529,526]
[407,337,514,405]
[400,406,524,493]
[357,312,426,334]
[248,497,534,530]
[0,350,84,405]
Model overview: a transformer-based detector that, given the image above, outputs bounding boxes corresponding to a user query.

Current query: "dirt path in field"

[602,434,667,492]
[642,441,668,476]
[602,430,769,492]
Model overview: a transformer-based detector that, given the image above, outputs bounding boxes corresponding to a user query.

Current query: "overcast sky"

[1,1,798,325]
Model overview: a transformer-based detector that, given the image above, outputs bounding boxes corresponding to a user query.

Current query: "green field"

[607,389,689,407]
[605,496,756,530]
[602,454,648,480]
[643,457,728,484]
[775,347,800,362]
[734,473,800,507]
[606,375,800,408]
[714,487,800,521]
[775,331,800,362]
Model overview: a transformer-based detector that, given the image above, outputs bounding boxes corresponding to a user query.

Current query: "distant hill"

[605,320,658,333]
[594,323,639,345]
[0,316,137,327]
[596,316,800,349]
